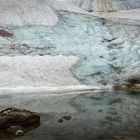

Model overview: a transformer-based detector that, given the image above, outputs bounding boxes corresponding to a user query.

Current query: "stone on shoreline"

[0,107,40,130]
[114,84,140,92]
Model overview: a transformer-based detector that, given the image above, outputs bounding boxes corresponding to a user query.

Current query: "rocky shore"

[0,108,40,138]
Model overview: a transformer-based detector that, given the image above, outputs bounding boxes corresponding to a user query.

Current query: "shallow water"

[0,90,139,140]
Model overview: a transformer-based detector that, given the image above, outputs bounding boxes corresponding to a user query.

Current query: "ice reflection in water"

[0,90,139,140]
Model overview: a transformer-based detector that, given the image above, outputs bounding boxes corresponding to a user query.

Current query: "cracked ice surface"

[0,13,139,86]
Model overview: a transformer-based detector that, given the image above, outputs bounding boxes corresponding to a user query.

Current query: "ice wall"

[0,13,140,86]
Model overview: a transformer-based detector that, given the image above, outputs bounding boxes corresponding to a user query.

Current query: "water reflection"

[0,90,139,140]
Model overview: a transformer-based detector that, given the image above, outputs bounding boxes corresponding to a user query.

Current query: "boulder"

[15,130,25,136]
[0,30,13,37]
[114,83,140,92]
[0,108,40,130]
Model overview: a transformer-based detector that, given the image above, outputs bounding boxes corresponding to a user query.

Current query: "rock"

[0,108,40,129]
[126,77,140,85]
[114,83,140,92]
[58,118,64,123]
[114,84,130,91]
[130,84,140,92]
[118,72,140,84]
[15,130,25,136]
[113,72,140,92]
[58,114,72,123]
[0,30,12,37]
[62,114,72,120]
[109,108,119,116]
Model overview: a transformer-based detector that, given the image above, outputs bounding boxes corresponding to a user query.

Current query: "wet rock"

[0,108,40,129]
[0,30,13,37]
[15,130,25,136]
[114,84,140,92]
[114,84,131,91]
[62,114,72,120]
[58,118,64,123]
[109,108,119,116]
[130,84,140,92]
[58,114,72,123]
[114,73,140,92]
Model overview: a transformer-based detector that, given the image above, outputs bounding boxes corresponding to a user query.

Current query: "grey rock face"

[66,0,140,12]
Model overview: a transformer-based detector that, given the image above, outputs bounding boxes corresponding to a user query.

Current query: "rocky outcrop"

[114,84,140,92]
[66,0,140,12]
[0,108,40,138]
[113,72,140,91]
